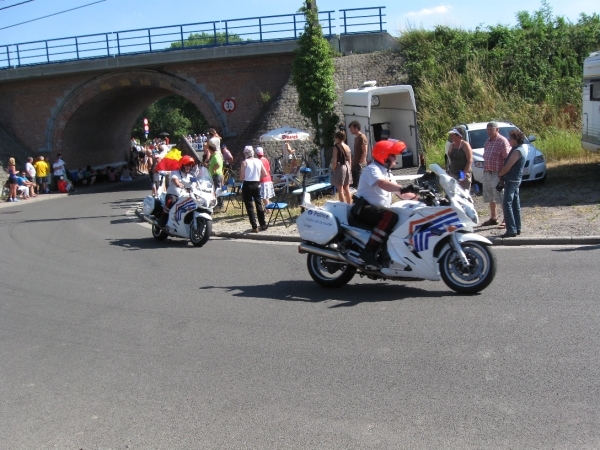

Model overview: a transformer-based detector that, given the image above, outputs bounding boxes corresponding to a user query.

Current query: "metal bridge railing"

[0,7,384,70]
[339,7,386,35]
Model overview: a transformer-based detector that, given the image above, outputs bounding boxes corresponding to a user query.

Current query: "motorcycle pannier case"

[296,209,339,244]
[142,195,162,215]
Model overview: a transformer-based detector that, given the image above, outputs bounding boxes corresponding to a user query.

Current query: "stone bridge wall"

[0,47,406,184]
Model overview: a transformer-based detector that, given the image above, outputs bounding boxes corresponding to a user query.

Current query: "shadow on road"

[200,280,453,308]
[107,236,192,250]
[552,244,600,253]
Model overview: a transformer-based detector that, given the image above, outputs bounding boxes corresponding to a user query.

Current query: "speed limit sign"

[222,98,236,113]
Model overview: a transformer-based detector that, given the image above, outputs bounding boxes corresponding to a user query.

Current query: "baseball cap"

[255,146,264,156]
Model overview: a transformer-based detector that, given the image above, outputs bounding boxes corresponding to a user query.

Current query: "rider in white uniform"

[160,155,196,227]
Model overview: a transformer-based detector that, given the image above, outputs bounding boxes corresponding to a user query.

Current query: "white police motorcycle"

[142,167,216,247]
[297,164,496,294]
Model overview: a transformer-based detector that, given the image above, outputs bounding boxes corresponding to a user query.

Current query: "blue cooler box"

[401,150,413,168]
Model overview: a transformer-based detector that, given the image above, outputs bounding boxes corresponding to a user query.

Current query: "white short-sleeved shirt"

[355,162,394,207]
[167,170,193,196]
[25,162,36,178]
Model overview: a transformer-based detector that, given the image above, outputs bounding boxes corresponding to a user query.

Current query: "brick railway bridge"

[0,9,394,170]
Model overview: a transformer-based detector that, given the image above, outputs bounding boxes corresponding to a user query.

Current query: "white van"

[342,81,422,170]
[582,50,600,152]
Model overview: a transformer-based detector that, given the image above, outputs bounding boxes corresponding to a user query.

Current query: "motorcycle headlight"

[462,204,478,224]
[534,155,545,164]
[194,194,207,207]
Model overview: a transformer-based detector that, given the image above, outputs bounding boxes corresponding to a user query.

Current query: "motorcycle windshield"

[194,166,213,189]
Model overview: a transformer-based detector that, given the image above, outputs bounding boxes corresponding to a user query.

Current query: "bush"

[396,3,600,162]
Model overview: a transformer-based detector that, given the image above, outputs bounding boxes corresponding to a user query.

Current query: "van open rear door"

[343,83,421,169]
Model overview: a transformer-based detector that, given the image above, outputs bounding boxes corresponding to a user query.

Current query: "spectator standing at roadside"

[498,129,527,238]
[447,128,473,190]
[331,129,353,204]
[207,142,224,208]
[6,157,19,202]
[221,144,233,169]
[349,120,368,188]
[52,154,65,191]
[25,157,37,194]
[34,156,50,194]
[256,147,274,211]
[480,122,510,226]
[208,128,221,154]
[239,146,268,233]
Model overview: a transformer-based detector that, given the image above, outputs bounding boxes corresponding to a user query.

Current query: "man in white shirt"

[52,154,65,192]
[25,157,36,193]
[351,140,415,269]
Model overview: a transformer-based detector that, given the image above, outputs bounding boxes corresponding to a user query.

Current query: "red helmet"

[179,155,195,169]
[371,140,406,166]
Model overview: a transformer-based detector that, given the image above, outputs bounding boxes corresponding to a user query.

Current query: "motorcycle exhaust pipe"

[298,242,383,274]
[142,215,158,226]
[298,243,346,262]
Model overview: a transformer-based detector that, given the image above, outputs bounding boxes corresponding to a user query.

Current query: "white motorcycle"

[297,164,497,294]
[142,168,216,247]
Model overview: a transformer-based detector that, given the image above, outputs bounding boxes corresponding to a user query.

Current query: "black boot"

[360,249,380,270]
[158,212,168,228]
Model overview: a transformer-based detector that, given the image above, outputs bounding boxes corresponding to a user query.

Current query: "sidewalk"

[133,208,600,246]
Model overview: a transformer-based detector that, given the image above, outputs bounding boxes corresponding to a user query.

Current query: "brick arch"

[47,70,227,168]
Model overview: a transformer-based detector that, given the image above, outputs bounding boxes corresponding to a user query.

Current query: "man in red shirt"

[481,122,510,226]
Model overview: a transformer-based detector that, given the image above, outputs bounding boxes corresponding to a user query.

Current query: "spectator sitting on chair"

[107,167,117,182]
[78,168,87,185]
[17,171,36,198]
[120,165,133,181]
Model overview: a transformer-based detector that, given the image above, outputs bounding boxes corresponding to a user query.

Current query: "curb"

[490,235,600,246]
[134,209,600,246]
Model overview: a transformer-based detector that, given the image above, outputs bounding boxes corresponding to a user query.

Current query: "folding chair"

[265,187,293,228]
[218,177,242,213]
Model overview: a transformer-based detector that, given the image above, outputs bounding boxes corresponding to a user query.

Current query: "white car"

[445,121,547,184]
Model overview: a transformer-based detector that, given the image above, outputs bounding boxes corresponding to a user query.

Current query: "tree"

[132,96,208,141]
[170,32,243,49]
[291,0,337,151]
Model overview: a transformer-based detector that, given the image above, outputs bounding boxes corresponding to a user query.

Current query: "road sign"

[222,99,236,113]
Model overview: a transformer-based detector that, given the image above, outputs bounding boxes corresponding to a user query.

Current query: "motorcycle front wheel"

[306,254,356,288]
[190,216,212,247]
[439,241,497,294]
[152,224,168,241]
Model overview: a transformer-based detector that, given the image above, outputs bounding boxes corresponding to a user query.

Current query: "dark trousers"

[351,197,399,252]
[212,174,224,207]
[242,181,266,229]
[351,164,365,188]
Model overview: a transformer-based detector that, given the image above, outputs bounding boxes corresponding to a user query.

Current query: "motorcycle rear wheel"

[152,224,168,241]
[190,217,212,247]
[439,241,497,294]
[307,254,356,288]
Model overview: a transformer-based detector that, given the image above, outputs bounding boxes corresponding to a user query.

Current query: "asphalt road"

[1,182,599,449]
